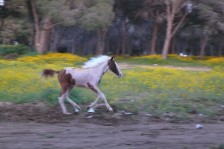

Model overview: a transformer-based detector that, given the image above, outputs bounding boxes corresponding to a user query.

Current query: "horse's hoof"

[74,108,80,113]
[63,112,72,115]
[87,108,95,113]
[108,108,113,112]
[77,106,81,111]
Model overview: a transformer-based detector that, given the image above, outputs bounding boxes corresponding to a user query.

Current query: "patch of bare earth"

[0,102,224,149]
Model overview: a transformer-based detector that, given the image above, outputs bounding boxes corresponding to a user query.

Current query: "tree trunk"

[200,35,208,59]
[162,3,173,59]
[171,38,176,54]
[0,18,6,43]
[30,0,53,54]
[218,46,222,57]
[116,35,121,55]
[162,1,187,59]
[0,17,4,31]
[54,28,67,52]
[30,0,40,51]
[96,28,106,55]
[37,17,52,54]
[121,20,126,55]
[162,13,172,59]
[49,27,55,52]
[162,33,172,59]
[150,22,159,54]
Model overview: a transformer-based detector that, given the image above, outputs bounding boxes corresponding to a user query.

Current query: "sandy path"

[0,102,224,149]
[0,121,224,149]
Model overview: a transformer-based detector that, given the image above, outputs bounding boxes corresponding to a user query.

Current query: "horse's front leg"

[88,95,100,108]
[100,92,113,112]
[87,83,113,112]
[87,95,100,113]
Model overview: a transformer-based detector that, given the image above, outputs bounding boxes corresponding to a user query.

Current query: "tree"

[0,18,31,44]
[161,0,192,59]
[0,0,31,45]
[28,0,114,55]
[137,0,192,57]
[79,0,114,55]
[28,0,82,54]
[196,0,224,58]
[141,0,166,54]
[29,0,54,54]
[113,0,144,55]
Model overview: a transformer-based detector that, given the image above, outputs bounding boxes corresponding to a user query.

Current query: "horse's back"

[64,67,91,87]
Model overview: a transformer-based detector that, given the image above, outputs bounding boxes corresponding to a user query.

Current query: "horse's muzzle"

[118,73,122,78]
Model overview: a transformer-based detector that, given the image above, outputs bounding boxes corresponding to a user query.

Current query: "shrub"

[0,45,29,56]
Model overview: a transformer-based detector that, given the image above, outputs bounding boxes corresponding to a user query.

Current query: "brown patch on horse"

[58,70,76,95]
[42,69,59,78]
[87,82,98,94]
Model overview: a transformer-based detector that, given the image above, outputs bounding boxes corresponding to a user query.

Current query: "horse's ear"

[111,56,115,60]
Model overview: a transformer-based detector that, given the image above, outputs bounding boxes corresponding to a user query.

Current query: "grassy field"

[0,53,224,117]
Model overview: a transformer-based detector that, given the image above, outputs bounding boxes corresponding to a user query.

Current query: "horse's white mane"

[82,55,111,68]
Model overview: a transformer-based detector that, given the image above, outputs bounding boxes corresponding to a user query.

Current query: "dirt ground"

[0,102,224,149]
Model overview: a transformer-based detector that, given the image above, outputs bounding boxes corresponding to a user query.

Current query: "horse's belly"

[74,78,89,87]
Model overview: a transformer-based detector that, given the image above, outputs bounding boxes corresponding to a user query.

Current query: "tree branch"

[171,11,188,38]
[41,23,59,30]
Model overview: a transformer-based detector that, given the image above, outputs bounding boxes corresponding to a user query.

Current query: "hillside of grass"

[0,53,224,117]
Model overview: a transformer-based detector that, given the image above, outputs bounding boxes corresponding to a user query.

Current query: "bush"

[0,45,29,56]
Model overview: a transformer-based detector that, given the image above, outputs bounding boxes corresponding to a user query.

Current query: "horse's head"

[108,57,122,78]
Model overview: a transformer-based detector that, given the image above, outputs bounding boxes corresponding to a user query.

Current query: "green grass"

[0,53,224,118]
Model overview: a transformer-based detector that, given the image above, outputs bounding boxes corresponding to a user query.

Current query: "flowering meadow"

[0,53,87,104]
[0,53,224,116]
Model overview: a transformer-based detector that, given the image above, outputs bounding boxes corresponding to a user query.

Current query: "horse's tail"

[41,69,60,78]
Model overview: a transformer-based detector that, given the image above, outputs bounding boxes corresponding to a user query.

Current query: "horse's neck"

[90,62,108,78]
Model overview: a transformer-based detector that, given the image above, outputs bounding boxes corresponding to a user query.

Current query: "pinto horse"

[41,56,122,114]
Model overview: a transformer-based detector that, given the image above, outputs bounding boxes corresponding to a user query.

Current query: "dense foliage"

[1,0,224,58]
[0,45,29,56]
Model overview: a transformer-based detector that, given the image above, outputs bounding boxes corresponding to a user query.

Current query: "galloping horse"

[41,56,122,114]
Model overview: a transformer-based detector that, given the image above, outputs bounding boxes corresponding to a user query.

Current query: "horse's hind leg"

[65,89,81,112]
[58,70,75,114]
[58,92,71,114]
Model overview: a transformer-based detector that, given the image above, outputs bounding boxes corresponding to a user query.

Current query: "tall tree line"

[1,0,224,58]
